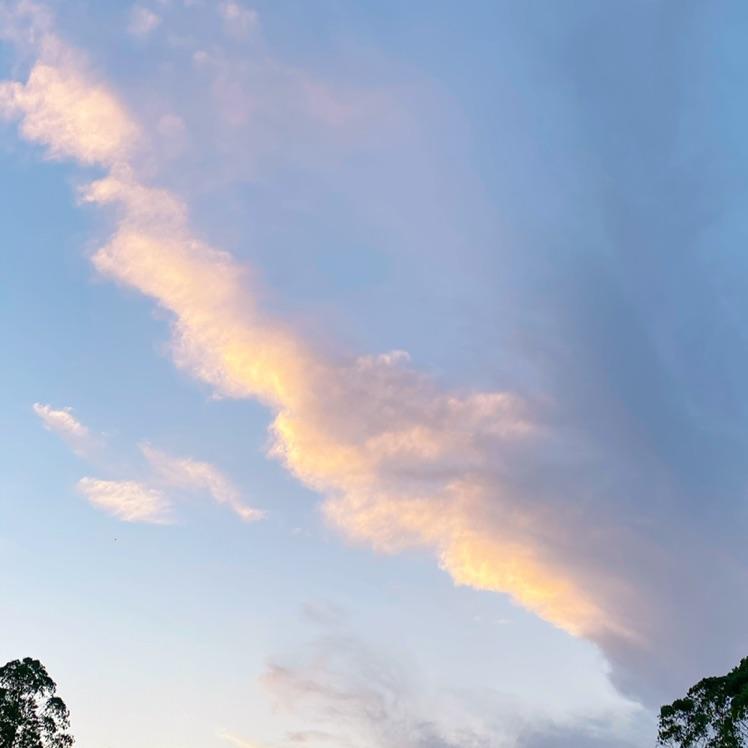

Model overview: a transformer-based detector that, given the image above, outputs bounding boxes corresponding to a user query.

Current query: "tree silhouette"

[0,658,74,748]
[659,657,748,747]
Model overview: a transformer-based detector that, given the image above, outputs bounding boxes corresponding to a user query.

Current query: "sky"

[1,1,747,746]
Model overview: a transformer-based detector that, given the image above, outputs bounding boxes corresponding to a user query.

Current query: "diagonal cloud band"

[3,0,734,703]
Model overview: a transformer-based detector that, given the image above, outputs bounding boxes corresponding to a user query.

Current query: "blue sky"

[2,1,747,746]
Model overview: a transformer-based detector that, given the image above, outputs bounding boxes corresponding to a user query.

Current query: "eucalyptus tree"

[659,657,748,747]
[0,658,74,748]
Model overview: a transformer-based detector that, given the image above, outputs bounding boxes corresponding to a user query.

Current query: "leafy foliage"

[0,658,74,748]
[659,657,748,747]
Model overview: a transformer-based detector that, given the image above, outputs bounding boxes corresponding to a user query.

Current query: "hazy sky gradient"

[2,1,747,746]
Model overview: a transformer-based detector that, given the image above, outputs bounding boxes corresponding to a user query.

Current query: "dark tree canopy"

[659,657,748,747]
[0,658,74,748]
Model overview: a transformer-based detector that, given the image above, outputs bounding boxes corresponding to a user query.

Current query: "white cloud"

[77,477,172,524]
[33,402,94,455]
[141,443,264,522]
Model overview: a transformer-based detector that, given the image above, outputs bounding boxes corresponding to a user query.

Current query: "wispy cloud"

[76,477,172,524]
[142,443,264,522]
[261,634,495,748]
[33,406,259,525]
[250,602,649,748]
[33,402,96,456]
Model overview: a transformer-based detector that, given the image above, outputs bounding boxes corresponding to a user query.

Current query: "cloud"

[141,443,264,522]
[0,32,138,165]
[76,477,172,524]
[261,635,493,748]
[253,605,650,747]
[5,0,745,706]
[0,2,648,689]
[163,5,395,178]
[33,402,95,456]
[128,6,161,37]
[77,155,622,654]
[33,405,257,524]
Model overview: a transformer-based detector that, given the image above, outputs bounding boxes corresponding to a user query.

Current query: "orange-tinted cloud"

[1,2,648,683]
[0,56,137,165]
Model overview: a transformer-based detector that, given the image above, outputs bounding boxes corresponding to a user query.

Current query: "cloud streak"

[142,443,264,522]
[32,402,261,525]
[33,402,96,456]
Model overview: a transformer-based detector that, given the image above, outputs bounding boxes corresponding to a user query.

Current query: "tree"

[0,658,74,748]
[659,657,748,747]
